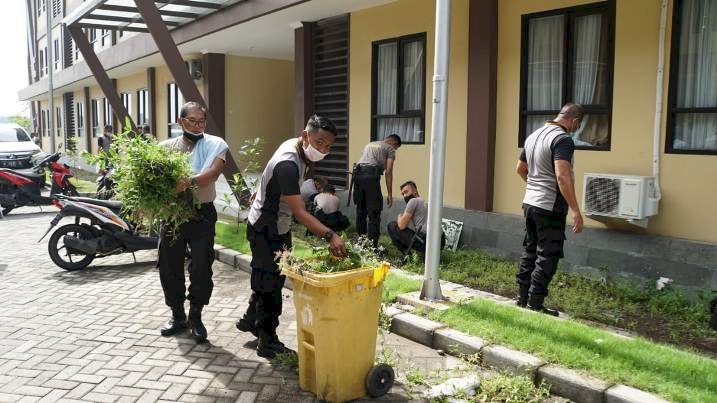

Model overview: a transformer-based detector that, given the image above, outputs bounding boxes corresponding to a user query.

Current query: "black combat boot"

[236,295,259,338]
[236,318,259,338]
[160,305,187,336]
[516,284,530,308]
[188,303,208,343]
[256,332,294,359]
[527,294,559,317]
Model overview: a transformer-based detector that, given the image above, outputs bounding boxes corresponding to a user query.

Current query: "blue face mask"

[183,131,204,142]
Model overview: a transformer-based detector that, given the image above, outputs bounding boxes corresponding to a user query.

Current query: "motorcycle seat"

[66,196,123,211]
[0,169,44,180]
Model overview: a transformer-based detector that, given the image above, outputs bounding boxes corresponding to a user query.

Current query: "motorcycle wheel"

[48,223,96,270]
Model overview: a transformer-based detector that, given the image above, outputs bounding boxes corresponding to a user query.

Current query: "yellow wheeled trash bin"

[282,262,394,402]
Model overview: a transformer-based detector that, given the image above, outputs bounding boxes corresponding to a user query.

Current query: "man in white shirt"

[313,184,349,232]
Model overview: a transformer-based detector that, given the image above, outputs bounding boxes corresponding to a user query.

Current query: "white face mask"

[302,140,328,162]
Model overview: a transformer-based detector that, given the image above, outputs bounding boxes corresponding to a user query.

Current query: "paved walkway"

[0,208,461,402]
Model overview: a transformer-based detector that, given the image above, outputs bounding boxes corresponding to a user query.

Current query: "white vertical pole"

[46,4,55,153]
[421,0,451,301]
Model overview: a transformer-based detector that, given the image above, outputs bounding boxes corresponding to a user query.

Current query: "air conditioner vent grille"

[585,177,620,215]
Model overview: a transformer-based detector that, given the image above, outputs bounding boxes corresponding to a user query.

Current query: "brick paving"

[0,208,461,402]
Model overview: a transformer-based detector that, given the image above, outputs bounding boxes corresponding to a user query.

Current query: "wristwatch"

[321,229,335,243]
[190,177,197,187]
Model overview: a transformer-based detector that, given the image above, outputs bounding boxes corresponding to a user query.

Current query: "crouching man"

[387,181,444,254]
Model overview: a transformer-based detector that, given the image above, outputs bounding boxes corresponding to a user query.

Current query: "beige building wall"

[224,55,295,167]
[348,0,469,208]
[494,0,717,243]
[116,71,148,127]
[153,56,203,141]
[71,89,88,153]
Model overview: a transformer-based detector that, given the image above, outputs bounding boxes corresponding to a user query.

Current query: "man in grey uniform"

[516,103,584,316]
[353,134,401,248]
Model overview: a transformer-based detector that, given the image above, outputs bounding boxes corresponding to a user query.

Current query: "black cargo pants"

[242,224,292,339]
[353,166,383,247]
[516,204,567,298]
[158,203,217,308]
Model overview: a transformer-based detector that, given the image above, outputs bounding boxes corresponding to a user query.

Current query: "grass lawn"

[427,298,717,403]
[396,247,717,355]
[68,177,96,193]
[215,221,313,257]
[382,272,421,304]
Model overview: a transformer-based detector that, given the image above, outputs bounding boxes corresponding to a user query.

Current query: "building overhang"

[19,0,397,101]
[63,0,246,33]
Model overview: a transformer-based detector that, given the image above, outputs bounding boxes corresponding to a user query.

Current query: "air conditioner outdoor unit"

[186,59,203,80]
[582,173,659,224]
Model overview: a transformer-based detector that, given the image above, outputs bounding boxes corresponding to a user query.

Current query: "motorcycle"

[39,195,158,271]
[96,167,116,200]
[0,152,78,215]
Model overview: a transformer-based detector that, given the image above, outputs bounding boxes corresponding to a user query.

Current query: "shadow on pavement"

[47,259,156,283]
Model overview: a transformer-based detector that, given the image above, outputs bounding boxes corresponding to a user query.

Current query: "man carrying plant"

[353,134,401,249]
[236,115,346,359]
[515,103,584,316]
[158,102,228,343]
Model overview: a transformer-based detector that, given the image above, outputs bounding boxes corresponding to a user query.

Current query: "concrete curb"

[212,244,668,403]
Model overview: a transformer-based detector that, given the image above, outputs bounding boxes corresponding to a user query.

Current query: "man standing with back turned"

[516,103,584,316]
[353,134,401,248]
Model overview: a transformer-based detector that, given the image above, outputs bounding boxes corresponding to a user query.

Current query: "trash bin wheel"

[365,363,394,397]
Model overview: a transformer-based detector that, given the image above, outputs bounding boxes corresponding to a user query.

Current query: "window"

[371,33,426,144]
[137,88,148,125]
[53,38,60,71]
[76,102,84,135]
[52,0,61,18]
[89,29,98,51]
[667,0,717,154]
[38,48,45,78]
[55,107,62,137]
[101,29,111,47]
[121,93,132,122]
[103,98,112,128]
[41,110,48,137]
[167,82,184,138]
[73,37,81,62]
[519,1,615,149]
[91,99,100,137]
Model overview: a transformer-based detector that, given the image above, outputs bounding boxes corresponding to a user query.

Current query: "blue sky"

[0,2,30,117]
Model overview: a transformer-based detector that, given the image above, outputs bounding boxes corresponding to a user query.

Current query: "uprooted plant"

[280,235,382,274]
[82,121,195,235]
